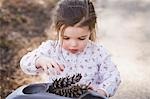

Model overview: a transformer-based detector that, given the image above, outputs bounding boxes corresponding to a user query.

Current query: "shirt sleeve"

[95,46,121,97]
[20,40,55,75]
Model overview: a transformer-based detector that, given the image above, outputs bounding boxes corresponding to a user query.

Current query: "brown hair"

[50,0,97,41]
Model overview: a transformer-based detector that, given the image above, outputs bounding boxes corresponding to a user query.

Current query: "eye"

[78,38,86,40]
[63,37,70,40]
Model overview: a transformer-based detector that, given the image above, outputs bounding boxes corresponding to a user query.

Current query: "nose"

[70,40,78,47]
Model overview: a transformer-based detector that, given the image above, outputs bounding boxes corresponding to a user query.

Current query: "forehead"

[63,26,90,37]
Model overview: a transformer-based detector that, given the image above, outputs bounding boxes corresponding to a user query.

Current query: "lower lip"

[69,49,78,53]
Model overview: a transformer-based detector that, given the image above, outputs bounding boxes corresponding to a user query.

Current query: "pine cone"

[47,73,90,98]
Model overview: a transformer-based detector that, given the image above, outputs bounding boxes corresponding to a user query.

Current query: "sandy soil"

[95,0,150,99]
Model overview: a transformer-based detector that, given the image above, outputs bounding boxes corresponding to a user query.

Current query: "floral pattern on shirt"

[20,40,121,97]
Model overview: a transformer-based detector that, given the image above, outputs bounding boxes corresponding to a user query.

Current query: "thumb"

[58,64,65,71]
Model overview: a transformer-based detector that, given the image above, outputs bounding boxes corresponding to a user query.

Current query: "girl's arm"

[20,40,53,75]
[95,47,121,97]
[98,57,121,97]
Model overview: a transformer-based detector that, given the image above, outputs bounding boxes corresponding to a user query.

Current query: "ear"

[89,29,96,41]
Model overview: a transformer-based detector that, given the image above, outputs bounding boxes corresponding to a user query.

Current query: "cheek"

[62,41,68,49]
[79,41,88,49]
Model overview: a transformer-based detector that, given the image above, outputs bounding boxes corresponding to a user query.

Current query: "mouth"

[69,49,79,54]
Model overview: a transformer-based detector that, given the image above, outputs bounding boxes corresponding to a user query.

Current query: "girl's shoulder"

[89,41,111,57]
[39,40,59,48]
[90,41,107,51]
[35,40,60,53]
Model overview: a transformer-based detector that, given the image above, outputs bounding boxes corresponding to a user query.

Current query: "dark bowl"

[22,83,49,94]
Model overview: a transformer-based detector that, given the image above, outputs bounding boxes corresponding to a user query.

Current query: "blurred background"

[0,0,150,99]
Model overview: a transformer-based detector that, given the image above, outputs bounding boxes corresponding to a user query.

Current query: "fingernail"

[60,68,64,71]
[52,65,54,68]
[47,66,49,69]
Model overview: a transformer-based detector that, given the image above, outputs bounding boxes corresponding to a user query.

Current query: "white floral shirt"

[20,40,121,97]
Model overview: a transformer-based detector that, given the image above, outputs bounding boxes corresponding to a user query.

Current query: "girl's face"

[61,26,91,54]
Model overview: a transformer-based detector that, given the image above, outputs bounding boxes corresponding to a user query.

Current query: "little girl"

[20,0,121,98]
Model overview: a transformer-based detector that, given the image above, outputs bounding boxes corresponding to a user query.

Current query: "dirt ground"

[95,0,150,99]
[0,0,57,98]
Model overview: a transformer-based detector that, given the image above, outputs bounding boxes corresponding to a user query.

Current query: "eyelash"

[63,37,86,40]
[63,37,69,40]
[78,38,86,40]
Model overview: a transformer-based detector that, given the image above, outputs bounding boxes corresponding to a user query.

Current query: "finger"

[41,64,49,75]
[47,66,56,75]
[56,63,65,71]
[36,67,44,74]
[88,84,95,90]
[50,61,61,73]
[42,64,48,71]
[45,63,60,75]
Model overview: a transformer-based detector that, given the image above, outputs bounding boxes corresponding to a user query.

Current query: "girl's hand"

[89,85,107,97]
[96,89,107,97]
[35,56,64,75]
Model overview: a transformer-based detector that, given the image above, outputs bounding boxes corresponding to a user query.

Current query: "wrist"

[89,84,107,97]
[96,89,107,97]
[35,56,41,68]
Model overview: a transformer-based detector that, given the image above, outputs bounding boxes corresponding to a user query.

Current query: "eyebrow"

[80,35,88,37]
[63,35,88,37]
